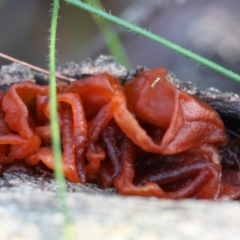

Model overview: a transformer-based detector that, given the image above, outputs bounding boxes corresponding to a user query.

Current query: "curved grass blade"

[65,0,240,83]
[84,0,130,68]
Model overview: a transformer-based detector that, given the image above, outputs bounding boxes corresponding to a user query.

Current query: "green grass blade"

[65,0,240,83]
[84,0,130,68]
[49,1,73,239]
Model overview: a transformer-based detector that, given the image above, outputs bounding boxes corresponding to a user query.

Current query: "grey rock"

[0,63,35,84]
[58,55,129,82]
[0,63,35,91]
[199,90,240,119]
[0,173,116,195]
[1,172,240,240]
[0,56,130,90]
[167,72,199,95]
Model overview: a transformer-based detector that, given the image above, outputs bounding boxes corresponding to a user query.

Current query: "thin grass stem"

[65,0,240,83]
[49,1,73,239]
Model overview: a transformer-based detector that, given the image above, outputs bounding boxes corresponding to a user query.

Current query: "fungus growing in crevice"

[1,67,240,200]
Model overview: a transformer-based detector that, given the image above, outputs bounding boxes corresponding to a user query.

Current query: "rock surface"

[1,173,240,240]
[1,57,240,239]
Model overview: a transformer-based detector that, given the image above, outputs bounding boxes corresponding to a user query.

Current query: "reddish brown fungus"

[1,67,240,200]
[124,68,227,154]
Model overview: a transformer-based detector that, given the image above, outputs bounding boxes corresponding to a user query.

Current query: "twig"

[0,52,75,82]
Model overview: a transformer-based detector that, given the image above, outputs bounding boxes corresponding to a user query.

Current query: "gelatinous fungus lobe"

[65,74,127,183]
[1,82,48,163]
[26,91,88,183]
[123,68,227,154]
[0,67,235,200]
[112,68,227,199]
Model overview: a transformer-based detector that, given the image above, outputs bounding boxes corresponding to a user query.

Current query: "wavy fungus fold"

[1,68,239,200]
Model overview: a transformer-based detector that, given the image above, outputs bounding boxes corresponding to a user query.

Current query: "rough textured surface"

[199,90,240,119]
[0,63,35,92]
[1,172,240,240]
[0,173,116,195]
[58,55,129,82]
[1,57,240,239]
[0,56,132,90]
